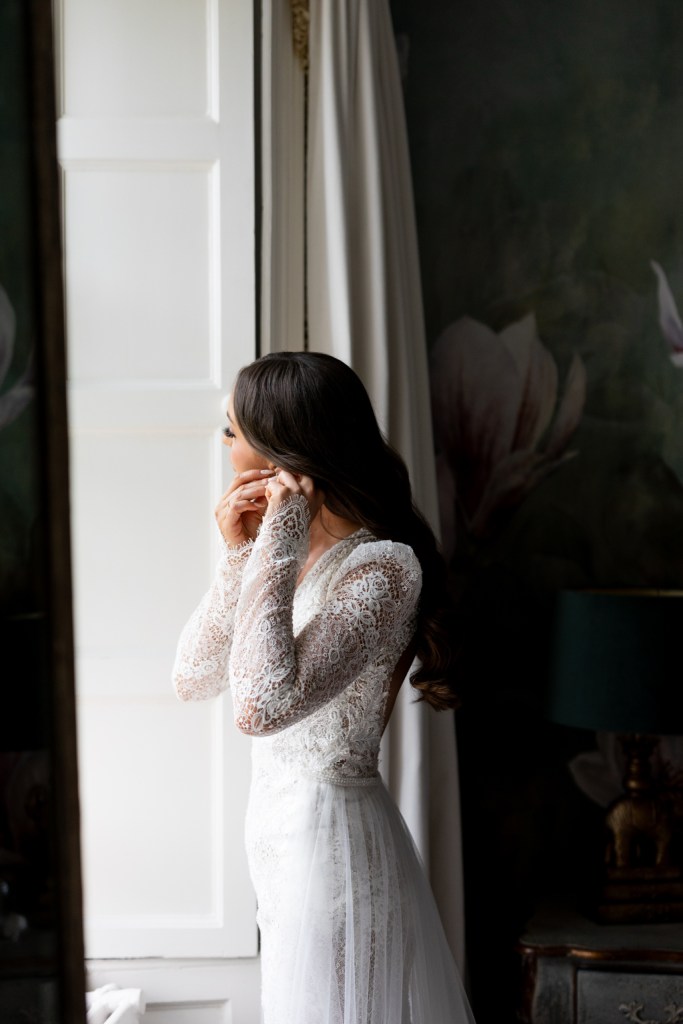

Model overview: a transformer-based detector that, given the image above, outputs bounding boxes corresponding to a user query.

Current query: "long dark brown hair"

[232,351,459,710]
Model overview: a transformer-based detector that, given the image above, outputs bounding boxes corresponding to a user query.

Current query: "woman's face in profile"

[223,394,272,475]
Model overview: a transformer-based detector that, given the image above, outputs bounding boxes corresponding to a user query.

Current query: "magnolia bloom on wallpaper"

[651,260,683,368]
[0,285,33,430]
[430,313,586,556]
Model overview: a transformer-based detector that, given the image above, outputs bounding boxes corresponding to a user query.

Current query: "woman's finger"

[236,468,276,482]
[274,471,316,502]
[225,480,269,502]
[226,497,266,512]
[220,468,274,502]
[264,470,325,521]
[274,468,299,487]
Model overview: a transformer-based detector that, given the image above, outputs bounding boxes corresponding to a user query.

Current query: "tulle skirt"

[245,770,475,1024]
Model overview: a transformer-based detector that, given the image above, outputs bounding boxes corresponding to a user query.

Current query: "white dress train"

[173,496,475,1024]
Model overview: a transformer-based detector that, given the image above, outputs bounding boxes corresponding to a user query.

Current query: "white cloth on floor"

[86,984,145,1024]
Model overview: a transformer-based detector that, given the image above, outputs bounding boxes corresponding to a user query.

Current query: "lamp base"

[597,873,683,924]
[597,735,683,923]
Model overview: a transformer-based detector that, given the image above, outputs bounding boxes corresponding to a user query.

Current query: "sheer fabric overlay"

[173,497,475,1023]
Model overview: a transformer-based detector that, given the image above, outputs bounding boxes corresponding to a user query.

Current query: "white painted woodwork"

[64,167,217,382]
[87,960,261,1024]
[56,0,260,1012]
[60,0,216,118]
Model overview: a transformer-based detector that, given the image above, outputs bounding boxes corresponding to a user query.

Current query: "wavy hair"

[232,351,459,711]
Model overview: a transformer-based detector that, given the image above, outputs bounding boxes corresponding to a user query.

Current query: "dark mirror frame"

[1,1,85,1021]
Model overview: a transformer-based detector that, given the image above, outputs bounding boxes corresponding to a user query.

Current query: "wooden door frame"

[29,1,85,1020]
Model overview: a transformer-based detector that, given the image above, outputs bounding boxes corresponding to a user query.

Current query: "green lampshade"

[548,590,683,735]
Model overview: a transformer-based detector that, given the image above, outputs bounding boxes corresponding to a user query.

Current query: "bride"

[173,351,475,1024]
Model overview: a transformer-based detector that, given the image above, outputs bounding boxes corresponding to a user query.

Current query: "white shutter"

[55,0,259,1008]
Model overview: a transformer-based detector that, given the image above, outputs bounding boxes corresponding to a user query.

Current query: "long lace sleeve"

[229,495,422,735]
[173,539,253,701]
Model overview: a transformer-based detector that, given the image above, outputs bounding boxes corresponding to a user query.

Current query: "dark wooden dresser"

[517,901,683,1024]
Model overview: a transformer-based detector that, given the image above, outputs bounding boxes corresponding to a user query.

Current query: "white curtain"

[304,0,466,970]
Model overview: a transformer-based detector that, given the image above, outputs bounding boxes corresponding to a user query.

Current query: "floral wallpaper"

[394,0,683,593]
[430,313,586,558]
[0,284,36,613]
[391,0,683,1017]
[0,0,39,618]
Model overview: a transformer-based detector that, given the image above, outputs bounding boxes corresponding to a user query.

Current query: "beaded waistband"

[308,769,381,788]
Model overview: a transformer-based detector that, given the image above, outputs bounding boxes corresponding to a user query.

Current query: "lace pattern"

[173,495,421,781]
[229,496,421,748]
[172,539,253,702]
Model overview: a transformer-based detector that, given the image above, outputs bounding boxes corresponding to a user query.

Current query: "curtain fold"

[304,0,465,969]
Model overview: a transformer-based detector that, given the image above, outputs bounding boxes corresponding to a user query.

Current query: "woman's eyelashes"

[223,425,235,440]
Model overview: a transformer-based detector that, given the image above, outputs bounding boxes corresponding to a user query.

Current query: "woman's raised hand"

[215,468,275,547]
[265,469,325,523]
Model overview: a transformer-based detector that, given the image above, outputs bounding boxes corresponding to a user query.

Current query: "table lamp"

[548,589,683,923]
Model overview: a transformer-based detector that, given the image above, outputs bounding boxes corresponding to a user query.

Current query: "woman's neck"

[295,507,362,587]
[308,507,360,556]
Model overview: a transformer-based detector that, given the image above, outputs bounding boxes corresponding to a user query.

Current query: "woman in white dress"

[173,352,475,1024]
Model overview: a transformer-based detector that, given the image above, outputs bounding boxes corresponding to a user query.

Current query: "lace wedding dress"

[173,496,475,1024]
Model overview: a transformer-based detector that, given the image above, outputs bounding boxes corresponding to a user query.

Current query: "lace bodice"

[173,496,422,781]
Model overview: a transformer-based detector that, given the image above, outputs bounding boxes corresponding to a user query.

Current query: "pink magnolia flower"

[431,313,586,551]
[0,285,33,430]
[651,260,683,367]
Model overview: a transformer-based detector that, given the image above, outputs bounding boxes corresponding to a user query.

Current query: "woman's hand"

[265,469,325,523]
[215,468,275,547]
